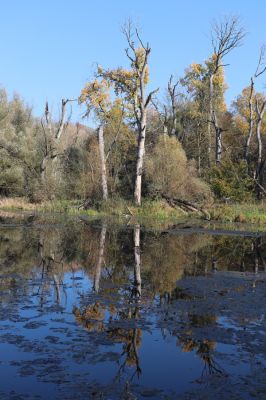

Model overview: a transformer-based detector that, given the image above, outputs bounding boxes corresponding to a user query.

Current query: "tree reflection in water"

[179,336,223,377]
[73,223,143,387]
[1,218,266,396]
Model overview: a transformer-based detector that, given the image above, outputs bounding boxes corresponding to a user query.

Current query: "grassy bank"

[0,197,266,226]
[209,203,266,224]
[0,197,184,217]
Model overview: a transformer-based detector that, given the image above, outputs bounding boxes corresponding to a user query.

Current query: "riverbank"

[0,197,266,227]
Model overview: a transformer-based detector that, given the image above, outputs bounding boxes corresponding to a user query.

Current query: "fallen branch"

[78,198,92,210]
[162,195,210,220]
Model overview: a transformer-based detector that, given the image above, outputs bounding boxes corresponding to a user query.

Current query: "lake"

[0,214,266,399]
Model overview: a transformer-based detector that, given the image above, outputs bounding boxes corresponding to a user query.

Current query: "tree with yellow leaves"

[79,78,113,201]
[181,57,227,171]
[96,20,158,205]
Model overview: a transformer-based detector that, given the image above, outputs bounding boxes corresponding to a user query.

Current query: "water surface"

[0,215,266,399]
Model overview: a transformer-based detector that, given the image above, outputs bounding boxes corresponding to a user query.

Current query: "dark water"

[0,215,266,399]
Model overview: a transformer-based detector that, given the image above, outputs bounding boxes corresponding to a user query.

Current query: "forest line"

[1,16,266,220]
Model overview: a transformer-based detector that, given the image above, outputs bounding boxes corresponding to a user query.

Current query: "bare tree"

[98,125,108,201]
[244,46,266,161]
[208,16,245,165]
[167,75,180,137]
[40,99,74,184]
[254,94,266,197]
[210,111,227,164]
[123,22,159,205]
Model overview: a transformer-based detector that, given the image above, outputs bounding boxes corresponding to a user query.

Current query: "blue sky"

[0,0,265,123]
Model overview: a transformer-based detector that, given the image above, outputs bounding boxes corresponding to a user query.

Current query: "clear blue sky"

[0,0,265,123]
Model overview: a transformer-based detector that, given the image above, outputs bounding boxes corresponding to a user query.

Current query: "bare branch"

[55,99,74,140]
[145,88,159,108]
[255,45,266,78]
[211,15,246,72]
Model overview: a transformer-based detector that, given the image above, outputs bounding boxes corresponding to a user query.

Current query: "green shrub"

[145,136,213,206]
[208,160,254,202]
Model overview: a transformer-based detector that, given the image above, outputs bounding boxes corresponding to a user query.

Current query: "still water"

[0,215,266,399]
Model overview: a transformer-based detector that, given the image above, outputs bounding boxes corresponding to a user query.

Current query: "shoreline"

[0,197,266,233]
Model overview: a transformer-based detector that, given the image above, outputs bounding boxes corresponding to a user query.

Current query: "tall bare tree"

[123,23,159,205]
[254,95,266,197]
[244,46,266,162]
[40,99,73,184]
[208,16,245,165]
[98,125,108,201]
[167,75,180,138]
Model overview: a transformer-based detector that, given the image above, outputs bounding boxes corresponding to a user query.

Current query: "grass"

[0,197,37,211]
[1,197,266,227]
[209,203,266,224]
[0,197,188,227]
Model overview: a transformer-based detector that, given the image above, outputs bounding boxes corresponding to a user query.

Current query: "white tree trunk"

[207,73,214,167]
[215,125,222,164]
[98,125,108,201]
[255,98,266,179]
[244,78,254,161]
[134,111,146,206]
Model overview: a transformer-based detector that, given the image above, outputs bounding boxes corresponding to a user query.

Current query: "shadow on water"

[0,216,266,399]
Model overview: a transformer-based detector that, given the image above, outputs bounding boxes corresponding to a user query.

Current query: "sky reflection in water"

[0,219,266,399]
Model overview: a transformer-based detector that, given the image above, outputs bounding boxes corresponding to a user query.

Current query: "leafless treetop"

[254,45,266,78]
[211,15,246,72]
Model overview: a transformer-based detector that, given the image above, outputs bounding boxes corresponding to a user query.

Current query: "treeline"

[0,16,266,206]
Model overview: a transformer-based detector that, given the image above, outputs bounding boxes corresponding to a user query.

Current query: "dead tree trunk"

[162,194,210,220]
[134,108,147,206]
[123,24,158,206]
[211,111,225,164]
[98,125,108,201]
[168,75,179,137]
[196,123,202,175]
[255,96,266,197]
[40,99,72,187]
[244,46,266,162]
[244,77,255,161]
[207,73,214,167]
[208,16,245,167]
[216,126,222,164]
[255,96,266,175]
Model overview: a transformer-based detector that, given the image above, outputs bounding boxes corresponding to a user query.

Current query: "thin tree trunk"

[134,111,146,206]
[207,74,214,168]
[197,125,201,175]
[98,125,108,201]
[256,117,263,177]
[244,78,255,161]
[211,110,223,165]
[170,101,177,137]
[215,126,222,164]
[255,98,266,178]
[254,98,266,198]
[40,155,48,184]
[168,75,178,137]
